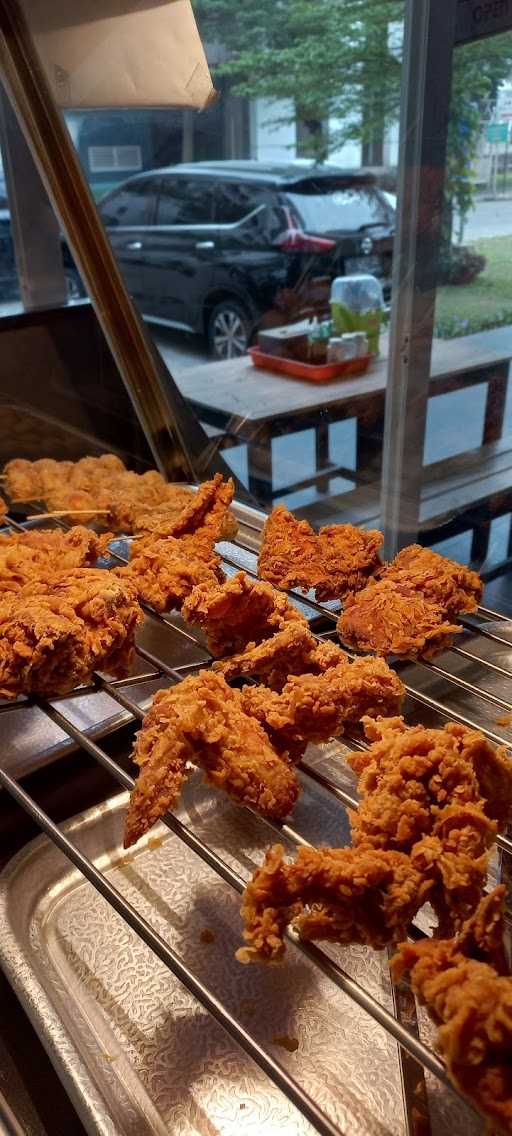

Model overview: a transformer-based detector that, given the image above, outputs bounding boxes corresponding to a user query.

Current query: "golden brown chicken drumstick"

[123,671,300,848]
[236,842,432,964]
[392,888,512,1135]
[182,571,308,657]
[258,504,383,600]
[0,568,142,699]
[0,526,113,594]
[379,543,482,616]
[337,578,462,659]
[240,657,405,761]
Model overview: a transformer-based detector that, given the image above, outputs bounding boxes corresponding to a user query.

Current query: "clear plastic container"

[330,274,384,355]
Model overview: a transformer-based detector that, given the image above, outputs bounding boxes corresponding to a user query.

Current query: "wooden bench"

[297,437,512,573]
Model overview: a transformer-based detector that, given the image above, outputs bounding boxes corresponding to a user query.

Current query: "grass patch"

[435,235,512,337]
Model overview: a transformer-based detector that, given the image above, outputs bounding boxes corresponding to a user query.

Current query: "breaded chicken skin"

[380,543,482,616]
[123,671,300,847]
[338,578,461,659]
[258,505,382,600]
[237,843,432,963]
[0,526,113,594]
[241,657,405,760]
[0,567,142,699]
[182,571,307,657]
[392,888,512,1134]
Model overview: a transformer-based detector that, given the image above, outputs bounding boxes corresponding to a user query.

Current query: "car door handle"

[195,240,215,250]
[125,240,143,251]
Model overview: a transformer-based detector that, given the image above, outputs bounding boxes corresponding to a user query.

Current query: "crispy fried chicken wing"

[182,571,307,657]
[236,843,432,963]
[0,567,142,699]
[392,888,512,1133]
[212,626,347,689]
[240,657,405,761]
[380,544,483,616]
[338,578,462,659]
[258,505,383,600]
[165,473,237,549]
[123,671,300,847]
[122,534,224,612]
[0,526,113,594]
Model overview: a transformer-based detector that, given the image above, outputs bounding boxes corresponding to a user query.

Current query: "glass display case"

[1,2,512,1135]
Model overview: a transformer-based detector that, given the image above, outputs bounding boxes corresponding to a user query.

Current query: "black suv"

[98,160,394,359]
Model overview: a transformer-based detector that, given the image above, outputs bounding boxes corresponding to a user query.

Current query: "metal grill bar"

[1,503,508,1134]
[0,765,344,1136]
[31,688,456,1097]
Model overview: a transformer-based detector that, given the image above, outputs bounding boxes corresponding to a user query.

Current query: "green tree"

[195,0,512,245]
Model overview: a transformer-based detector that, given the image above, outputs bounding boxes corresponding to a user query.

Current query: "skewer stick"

[26,509,111,520]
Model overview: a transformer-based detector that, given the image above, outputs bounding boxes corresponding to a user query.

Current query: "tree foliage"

[195,0,512,234]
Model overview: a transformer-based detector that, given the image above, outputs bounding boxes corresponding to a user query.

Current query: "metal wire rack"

[1,498,512,1136]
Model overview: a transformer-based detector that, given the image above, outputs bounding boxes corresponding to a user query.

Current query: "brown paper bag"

[19,0,215,109]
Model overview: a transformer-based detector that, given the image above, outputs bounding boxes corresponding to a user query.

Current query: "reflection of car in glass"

[0,174,83,305]
[97,161,395,359]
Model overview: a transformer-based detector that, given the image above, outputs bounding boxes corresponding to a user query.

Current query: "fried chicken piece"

[0,496,6,523]
[348,716,512,848]
[212,626,347,689]
[347,716,512,933]
[338,578,462,659]
[317,523,384,600]
[258,505,383,600]
[241,657,405,761]
[258,506,325,593]
[236,842,432,963]
[410,806,497,935]
[0,526,113,594]
[380,544,483,616]
[0,567,142,699]
[122,535,225,613]
[130,486,195,536]
[182,571,307,657]
[392,888,512,1133]
[123,671,300,847]
[165,473,238,553]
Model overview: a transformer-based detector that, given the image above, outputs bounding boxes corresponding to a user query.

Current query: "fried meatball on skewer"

[258,505,383,600]
[237,843,432,964]
[241,657,405,761]
[392,888,512,1133]
[123,672,300,848]
[338,578,461,659]
[182,571,308,657]
[0,568,142,699]
[380,544,483,617]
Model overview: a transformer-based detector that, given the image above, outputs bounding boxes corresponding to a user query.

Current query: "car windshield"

[286,185,391,233]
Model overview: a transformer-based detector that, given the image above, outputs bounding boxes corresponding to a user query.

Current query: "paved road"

[460,196,512,241]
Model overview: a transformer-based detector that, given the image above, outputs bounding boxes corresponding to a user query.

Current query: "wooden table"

[177,327,512,503]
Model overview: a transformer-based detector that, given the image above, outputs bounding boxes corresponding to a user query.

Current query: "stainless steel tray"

[0,775,483,1136]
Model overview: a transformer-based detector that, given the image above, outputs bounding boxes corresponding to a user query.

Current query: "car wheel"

[65,270,83,302]
[207,300,251,360]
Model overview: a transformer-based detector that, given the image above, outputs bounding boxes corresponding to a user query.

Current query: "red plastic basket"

[248,346,371,383]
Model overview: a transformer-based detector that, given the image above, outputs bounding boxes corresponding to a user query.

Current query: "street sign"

[486,122,509,143]
[456,0,512,44]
